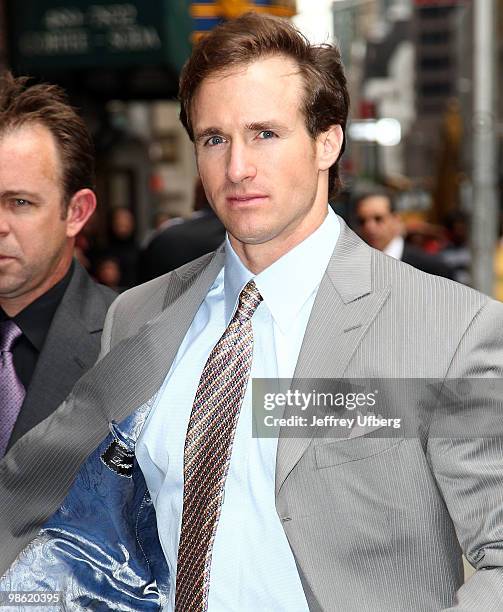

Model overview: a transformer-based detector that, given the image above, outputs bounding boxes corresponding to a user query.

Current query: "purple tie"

[0,320,25,457]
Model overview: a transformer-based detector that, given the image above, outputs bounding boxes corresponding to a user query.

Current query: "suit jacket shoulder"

[101,249,222,354]
[376,245,487,323]
[293,223,492,382]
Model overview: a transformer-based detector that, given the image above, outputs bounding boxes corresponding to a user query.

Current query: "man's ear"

[65,189,97,238]
[317,125,344,171]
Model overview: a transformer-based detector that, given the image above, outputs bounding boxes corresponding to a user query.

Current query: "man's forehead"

[194,55,304,98]
[191,55,305,130]
[0,122,63,183]
[0,122,57,153]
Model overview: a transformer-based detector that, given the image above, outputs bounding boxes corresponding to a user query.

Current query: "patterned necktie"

[175,280,263,612]
[0,320,25,457]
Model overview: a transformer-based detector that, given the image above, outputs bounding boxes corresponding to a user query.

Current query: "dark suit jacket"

[7,261,116,450]
[140,210,226,282]
[402,243,453,279]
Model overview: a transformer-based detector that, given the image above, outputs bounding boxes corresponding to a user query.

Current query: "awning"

[191,0,297,40]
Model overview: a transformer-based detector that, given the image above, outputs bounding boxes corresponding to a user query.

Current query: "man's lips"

[226,194,268,204]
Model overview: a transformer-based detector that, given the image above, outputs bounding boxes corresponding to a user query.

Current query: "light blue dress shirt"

[136,209,340,611]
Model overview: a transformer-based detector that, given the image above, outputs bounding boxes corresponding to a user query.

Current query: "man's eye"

[205,135,225,146]
[258,130,276,139]
[14,199,30,207]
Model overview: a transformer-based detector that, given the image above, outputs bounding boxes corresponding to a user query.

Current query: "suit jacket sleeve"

[427,299,503,611]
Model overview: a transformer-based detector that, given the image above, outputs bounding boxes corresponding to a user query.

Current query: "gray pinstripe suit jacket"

[1,219,503,611]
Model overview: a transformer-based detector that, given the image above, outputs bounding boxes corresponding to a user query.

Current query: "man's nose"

[0,211,11,235]
[226,142,257,183]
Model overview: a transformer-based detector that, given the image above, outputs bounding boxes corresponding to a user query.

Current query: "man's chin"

[229,232,272,247]
[0,283,25,303]
[367,240,381,250]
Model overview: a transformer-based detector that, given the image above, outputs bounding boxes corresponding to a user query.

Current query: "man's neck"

[230,210,329,274]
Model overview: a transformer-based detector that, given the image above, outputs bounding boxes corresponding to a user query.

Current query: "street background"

[0,0,501,296]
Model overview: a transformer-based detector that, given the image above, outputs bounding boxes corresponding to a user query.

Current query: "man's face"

[0,123,75,313]
[356,195,399,251]
[191,55,337,268]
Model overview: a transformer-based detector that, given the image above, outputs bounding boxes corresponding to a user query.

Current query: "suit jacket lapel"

[275,222,391,495]
[15,309,95,436]
[9,264,111,445]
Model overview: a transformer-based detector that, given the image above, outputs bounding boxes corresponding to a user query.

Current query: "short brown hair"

[354,187,396,213]
[0,71,95,213]
[179,12,349,197]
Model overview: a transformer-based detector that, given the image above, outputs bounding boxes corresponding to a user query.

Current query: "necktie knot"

[0,320,22,353]
[234,280,263,324]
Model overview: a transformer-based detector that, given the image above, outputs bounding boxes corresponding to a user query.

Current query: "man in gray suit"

[0,73,116,455]
[1,14,503,612]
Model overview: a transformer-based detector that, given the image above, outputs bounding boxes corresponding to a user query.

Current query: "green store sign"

[8,0,192,72]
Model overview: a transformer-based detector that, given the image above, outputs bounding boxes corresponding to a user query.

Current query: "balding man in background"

[0,73,116,455]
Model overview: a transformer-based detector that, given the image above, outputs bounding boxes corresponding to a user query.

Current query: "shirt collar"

[384,235,404,260]
[224,209,340,333]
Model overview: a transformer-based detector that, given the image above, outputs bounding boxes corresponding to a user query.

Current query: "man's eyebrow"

[194,121,291,142]
[194,127,224,142]
[245,121,289,133]
[1,190,40,199]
